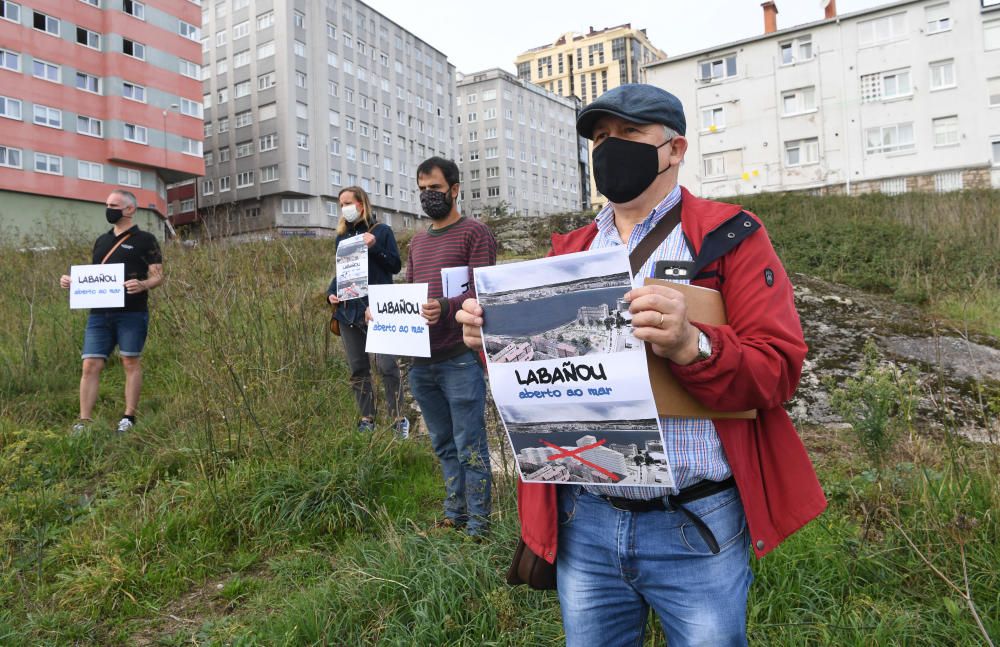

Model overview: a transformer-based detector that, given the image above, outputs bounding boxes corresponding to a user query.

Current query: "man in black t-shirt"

[60,190,164,433]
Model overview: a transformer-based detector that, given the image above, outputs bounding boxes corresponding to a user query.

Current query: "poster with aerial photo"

[501,402,673,486]
[474,247,673,488]
[336,235,368,301]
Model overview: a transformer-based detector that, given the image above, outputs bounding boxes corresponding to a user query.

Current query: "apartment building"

[514,24,666,209]
[0,0,205,241]
[646,0,1000,198]
[456,68,588,218]
[195,0,455,238]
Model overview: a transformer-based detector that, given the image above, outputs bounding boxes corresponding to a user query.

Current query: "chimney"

[824,0,837,20]
[762,1,778,34]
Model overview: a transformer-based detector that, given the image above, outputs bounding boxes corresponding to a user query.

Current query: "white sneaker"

[116,417,134,433]
[393,418,410,439]
[71,420,90,435]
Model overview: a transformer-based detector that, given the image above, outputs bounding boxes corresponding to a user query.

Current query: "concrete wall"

[0,191,166,245]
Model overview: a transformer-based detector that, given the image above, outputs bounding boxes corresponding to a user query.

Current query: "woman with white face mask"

[326,186,408,437]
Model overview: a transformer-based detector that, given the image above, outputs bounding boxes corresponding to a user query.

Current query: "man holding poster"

[457,85,825,645]
[59,190,163,434]
[407,157,497,539]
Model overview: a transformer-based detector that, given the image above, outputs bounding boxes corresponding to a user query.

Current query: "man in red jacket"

[457,84,826,645]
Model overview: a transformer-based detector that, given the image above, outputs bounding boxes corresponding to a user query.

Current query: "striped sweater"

[406,217,497,360]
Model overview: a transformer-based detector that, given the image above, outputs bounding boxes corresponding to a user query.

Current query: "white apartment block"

[456,68,589,218]
[197,0,456,237]
[646,0,1000,198]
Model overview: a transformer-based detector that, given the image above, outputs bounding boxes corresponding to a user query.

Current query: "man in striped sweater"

[408,156,497,538]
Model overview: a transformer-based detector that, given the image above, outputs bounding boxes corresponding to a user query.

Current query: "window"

[118,167,141,187]
[858,12,906,46]
[703,153,725,178]
[294,40,306,57]
[701,105,725,131]
[76,26,101,49]
[123,0,144,19]
[294,10,304,28]
[235,110,252,128]
[179,59,199,79]
[328,110,340,126]
[122,81,145,102]
[880,178,908,195]
[983,18,1000,50]
[259,133,277,151]
[990,78,1000,107]
[485,147,498,159]
[237,170,254,187]
[233,50,250,68]
[235,80,250,98]
[468,112,477,122]
[217,58,228,75]
[934,170,963,192]
[486,167,499,179]
[929,60,955,90]
[0,95,20,120]
[34,152,62,174]
[296,132,308,149]
[124,123,147,144]
[784,138,819,166]
[865,122,914,154]
[257,41,275,59]
[261,165,278,182]
[259,103,276,120]
[297,164,309,180]
[779,35,812,65]
[468,131,478,142]
[487,186,500,197]
[233,20,248,39]
[0,48,20,72]
[782,87,816,115]
[217,117,228,133]
[0,144,21,168]
[32,104,61,129]
[258,72,276,90]
[75,72,101,94]
[218,87,228,104]
[992,138,1000,166]
[218,148,230,162]
[181,138,202,156]
[180,199,195,212]
[179,21,199,41]
[861,69,911,102]
[296,102,308,120]
[925,3,950,34]
[470,189,481,200]
[216,31,225,46]
[698,54,737,82]
[78,160,103,182]
[282,198,309,214]
[932,116,959,147]
[218,176,230,192]
[296,72,306,88]
[1,1,20,24]
[257,11,274,30]
[33,11,59,36]
[122,39,145,60]
[180,98,202,118]
[77,115,102,137]
[201,178,213,195]
[33,59,60,82]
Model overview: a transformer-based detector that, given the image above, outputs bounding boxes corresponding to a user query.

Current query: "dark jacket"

[326,218,402,326]
[517,186,826,563]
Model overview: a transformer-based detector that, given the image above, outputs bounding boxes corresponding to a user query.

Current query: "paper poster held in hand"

[336,235,369,300]
[440,265,471,299]
[70,263,125,309]
[365,283,431,357]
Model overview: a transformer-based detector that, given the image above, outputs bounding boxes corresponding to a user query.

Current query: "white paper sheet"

[365,283,431,357]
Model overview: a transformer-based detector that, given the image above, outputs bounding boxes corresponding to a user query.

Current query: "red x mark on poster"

[540,438,621,482]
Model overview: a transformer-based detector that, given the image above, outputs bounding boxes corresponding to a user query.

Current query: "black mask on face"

[592,137,672,204]
[420,186,454,220]
[106,207,125,224]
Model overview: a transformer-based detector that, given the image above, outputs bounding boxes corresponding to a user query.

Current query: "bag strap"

[628,200,682,277]
[101,233,132,264]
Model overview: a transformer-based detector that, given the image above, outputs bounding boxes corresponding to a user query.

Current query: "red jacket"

[517,187,826,561]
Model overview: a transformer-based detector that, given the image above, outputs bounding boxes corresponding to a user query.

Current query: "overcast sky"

[362,0,891,75]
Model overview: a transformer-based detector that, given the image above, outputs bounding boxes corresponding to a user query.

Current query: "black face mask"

[592,137,672,204]
[106,207,125,224]
[420,187,454,220]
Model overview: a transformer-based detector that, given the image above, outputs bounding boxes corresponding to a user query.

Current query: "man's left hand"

[627,285,701,365]
[124,279,147,295]
[421,299,441,325]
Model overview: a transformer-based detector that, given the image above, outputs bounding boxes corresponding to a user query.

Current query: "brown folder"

[642,278,756,419]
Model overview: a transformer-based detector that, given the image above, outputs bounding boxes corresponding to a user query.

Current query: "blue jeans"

[408,351,491,532]
[82,312,150,359]
[557,485,752,647]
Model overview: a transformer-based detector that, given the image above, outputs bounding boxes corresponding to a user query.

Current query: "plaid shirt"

[586,185,732,498]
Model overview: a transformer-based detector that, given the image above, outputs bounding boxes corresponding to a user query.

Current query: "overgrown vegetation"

[1,191,999,645]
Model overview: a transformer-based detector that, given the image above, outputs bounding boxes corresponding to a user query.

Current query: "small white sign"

[336,235,369,300]
[441,265,471,299]
[70,263,125,309]
[365,283,431,357]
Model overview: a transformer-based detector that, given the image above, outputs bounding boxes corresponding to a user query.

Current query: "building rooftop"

[519,23,646,55]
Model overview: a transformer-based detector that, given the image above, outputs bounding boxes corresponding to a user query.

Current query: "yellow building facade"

[515,24,666,209]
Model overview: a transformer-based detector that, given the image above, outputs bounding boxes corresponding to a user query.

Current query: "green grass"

[1,216,998,645]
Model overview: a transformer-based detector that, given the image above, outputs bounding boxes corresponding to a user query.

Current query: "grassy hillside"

[0,216,998,644]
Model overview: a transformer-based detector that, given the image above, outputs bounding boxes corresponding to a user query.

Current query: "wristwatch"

[696,331,712,361]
